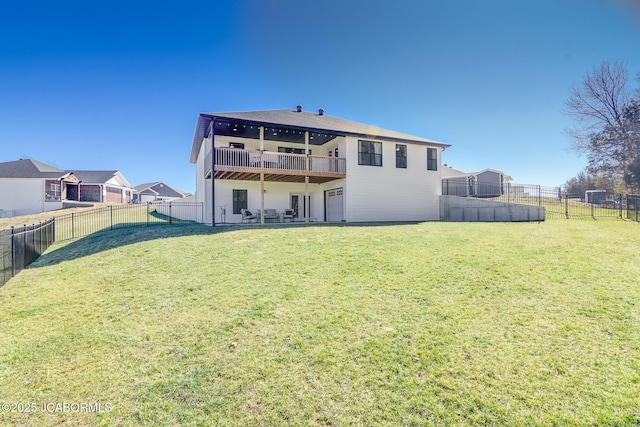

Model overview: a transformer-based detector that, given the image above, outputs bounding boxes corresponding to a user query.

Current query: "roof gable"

[135,181,185,198]
[134,181,161,191]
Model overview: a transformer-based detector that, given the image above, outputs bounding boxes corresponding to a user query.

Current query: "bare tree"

[565,60,631,152]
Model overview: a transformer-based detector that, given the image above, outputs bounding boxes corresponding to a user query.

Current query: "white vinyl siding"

[0,179,63,216]
[345,137,441,222]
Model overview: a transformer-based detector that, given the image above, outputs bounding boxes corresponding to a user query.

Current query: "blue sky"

[1,0,639,192]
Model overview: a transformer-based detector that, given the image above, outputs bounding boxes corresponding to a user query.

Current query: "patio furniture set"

[241,208,295,223]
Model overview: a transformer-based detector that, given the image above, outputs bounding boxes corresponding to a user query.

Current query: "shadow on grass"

[29,221,424,268]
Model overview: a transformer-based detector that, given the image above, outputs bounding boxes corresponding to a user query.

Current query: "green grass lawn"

[1,220,639,426]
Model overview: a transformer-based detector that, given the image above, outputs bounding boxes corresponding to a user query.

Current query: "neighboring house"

[0,158,134,217]
[65,170,134,204]
[190,107,450,224]
[441,166,512,198]
[0,159,81,217]
[133,182,189,203]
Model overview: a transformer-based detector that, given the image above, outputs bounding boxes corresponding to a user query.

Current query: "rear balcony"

[205,147,346,184]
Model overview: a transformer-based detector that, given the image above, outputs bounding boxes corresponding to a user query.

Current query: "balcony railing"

[208,147,346,182]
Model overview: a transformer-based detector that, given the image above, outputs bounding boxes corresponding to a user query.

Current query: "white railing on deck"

[213,147,346,175]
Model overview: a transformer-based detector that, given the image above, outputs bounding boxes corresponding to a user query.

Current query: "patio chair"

[263,209,279,222]
[282,209,294,222]
[241,209,257,223]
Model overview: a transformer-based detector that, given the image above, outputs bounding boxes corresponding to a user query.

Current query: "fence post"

[147,202,150,226]
[37,222,42,256]
[538,185,541,206]
[21,225,26,274]
[618,194,622,218]
[32,224,36,261]
[10,226,15,278]
[565,192,569,219]
[110,205,114,230]
[169,202,173,225]
[71,212,75,240]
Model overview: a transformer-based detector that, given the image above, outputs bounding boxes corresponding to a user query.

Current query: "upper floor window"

[396,144,407,168]
[229,142,245,149]
[358,140,382,166]
[427,148,438,171]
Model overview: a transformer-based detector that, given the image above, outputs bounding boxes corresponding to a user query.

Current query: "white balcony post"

[305,131,309,223]
[260,126,265,224]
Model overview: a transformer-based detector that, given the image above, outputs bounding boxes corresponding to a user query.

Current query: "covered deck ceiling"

[213,170,343,184]
[211,120,342,145]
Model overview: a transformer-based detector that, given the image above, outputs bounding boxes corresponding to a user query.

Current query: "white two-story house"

[190,107,450,224]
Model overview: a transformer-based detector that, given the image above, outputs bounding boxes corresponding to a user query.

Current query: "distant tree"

[565,60,631,148]
[625,156,640,191]
[563,169,627,198]
[565,61,640,191]
[563,171,596,198]
[619,101,640,190]
[585,101,640,189]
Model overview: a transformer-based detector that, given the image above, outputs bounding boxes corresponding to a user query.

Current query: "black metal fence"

[627,195,640,222]
[54,202,204,241]
[1,218,55,288]
[442,180,637,220]
[0,202,203,287]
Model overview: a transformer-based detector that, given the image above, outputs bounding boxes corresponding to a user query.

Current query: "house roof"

[441,165,469,178]
[134,181,186,198]
[0,158,67,179]
[0,159,135,188]
[66,170,134,189]
[191,108,450,163]
[441,166,513,182]
[134,181,161,192]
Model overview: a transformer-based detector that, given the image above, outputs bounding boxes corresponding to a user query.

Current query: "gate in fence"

[627,195,640,222]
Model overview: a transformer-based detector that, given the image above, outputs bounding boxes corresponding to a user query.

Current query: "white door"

[325,188,343,222]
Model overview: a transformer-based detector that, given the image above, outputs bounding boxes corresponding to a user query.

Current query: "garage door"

[105,187,123,203]
[325,187,343,222]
